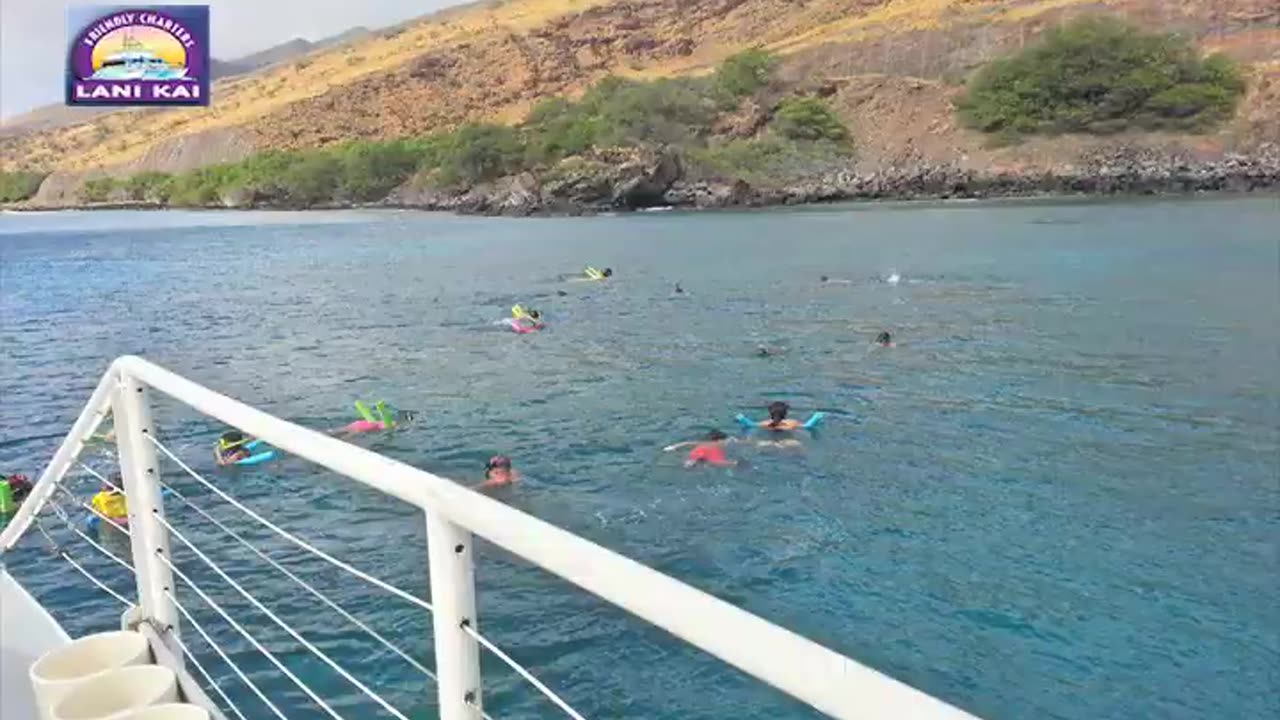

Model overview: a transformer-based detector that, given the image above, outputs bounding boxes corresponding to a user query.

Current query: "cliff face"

[3,0,1278,194]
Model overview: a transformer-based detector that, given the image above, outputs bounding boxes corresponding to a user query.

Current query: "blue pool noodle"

[736,412,827,429]
[802,412,827,429]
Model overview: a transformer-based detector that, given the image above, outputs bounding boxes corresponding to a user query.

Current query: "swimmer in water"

[332,402,416,436]
[90,477,128,526]
[820,275,852,285]
[214,430,255,466]
[664,430,738,468]
[753,401,802,431]
[2,473,32,506]
[477,455,519,489]
[506,306,544,333]
[674,282,684,294]
[583,266,613,281]
[875,331,895,348]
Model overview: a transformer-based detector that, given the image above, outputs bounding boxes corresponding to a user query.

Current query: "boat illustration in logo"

[89,33,193,81]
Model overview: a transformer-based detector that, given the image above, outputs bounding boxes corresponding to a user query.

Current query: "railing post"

[113,367,182,665]
[426,510,482,720]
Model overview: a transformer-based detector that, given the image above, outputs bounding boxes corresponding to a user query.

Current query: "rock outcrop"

[377,142,1280,216]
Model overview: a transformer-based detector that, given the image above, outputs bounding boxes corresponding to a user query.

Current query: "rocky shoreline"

[10,145,1279,216]
[380,144,1280,216]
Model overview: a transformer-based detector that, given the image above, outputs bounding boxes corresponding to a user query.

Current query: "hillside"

[2,0,1277,207]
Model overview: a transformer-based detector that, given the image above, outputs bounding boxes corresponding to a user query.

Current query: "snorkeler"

[477,455,520,489]
[215,431,253,466]
[736,401,826,432]
[875,331,895,348]
[333,401,416,435]
[0,473,32,513]
[758,401,801,431]
[664,430,739,467]
[680,430,738,468]
[90,479,128,526]
[505,305,545,333]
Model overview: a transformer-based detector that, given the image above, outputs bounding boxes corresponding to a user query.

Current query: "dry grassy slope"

[2,0,1276,176]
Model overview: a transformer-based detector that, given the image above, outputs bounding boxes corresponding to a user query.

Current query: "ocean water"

[1,197,1277,720]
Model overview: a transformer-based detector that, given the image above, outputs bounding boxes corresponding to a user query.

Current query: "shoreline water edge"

[7,146,1279,217]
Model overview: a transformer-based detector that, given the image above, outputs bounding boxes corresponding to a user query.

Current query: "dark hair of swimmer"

[396,410,417,423]
[675,283,683,293]
[220,430,245,444]
[876,331,892,346]
[485,454,512,479]
[706,429,727,441]
[767,401,789,427]
[820,275,829,282]
[602,268,613,277]
[529,309,541,320]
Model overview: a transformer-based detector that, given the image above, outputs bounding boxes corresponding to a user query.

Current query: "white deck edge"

[1,567,71,719]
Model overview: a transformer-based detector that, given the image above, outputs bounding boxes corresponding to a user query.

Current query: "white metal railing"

[2,355,981,720]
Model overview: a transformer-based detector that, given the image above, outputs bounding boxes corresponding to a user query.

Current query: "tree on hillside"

[957,16,1246,136]
[715,49,778,98]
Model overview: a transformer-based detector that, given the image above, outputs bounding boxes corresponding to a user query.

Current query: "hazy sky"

[0,0,462,119]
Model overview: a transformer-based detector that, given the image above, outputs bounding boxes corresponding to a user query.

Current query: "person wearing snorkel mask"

[332,401,416,436]
[477,455,519,489]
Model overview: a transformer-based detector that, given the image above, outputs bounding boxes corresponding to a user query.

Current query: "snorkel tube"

[355,400,399,429]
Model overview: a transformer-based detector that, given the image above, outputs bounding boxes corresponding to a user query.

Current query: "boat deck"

[2,568,69,719]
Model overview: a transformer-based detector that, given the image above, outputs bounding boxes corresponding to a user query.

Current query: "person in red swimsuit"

[665,430,738,468]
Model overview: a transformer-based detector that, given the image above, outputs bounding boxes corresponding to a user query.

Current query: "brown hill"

[2,0,1277,187]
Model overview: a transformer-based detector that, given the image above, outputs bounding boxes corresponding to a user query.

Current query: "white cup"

[52,665,178,720]
[124,704,211,720]
[30,631,152,720]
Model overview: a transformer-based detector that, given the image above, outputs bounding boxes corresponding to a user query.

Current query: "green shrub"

[0,170,47,203]
[278,152,343,205]
[335,140,424,201]
[957,16,1246,135]
[80,177,118,203]
[522,97,600,164]
[688,137,850,185]
[585,77,718,146]
[714,49,777,98]
[122,171,173,203]
[772,96,850,143]
[122,50,855,205]
[435,124,524,185]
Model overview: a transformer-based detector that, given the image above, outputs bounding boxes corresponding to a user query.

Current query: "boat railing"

[1,355,979,720]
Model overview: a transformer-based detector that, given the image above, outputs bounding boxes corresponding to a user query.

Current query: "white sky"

[0,0,462,119]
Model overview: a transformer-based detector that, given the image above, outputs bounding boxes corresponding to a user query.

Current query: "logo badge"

[66,5,210,107]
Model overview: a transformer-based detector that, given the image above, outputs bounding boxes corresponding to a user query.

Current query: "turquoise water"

[1,198,1277,720]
